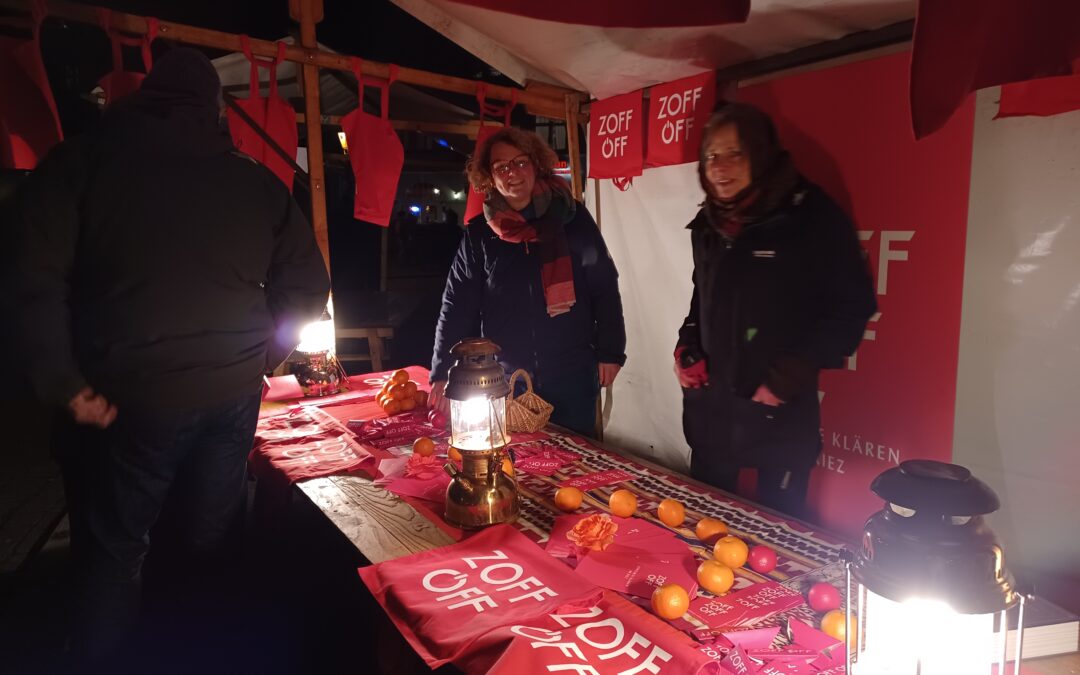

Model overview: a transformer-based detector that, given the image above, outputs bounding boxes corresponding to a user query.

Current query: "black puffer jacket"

[7,49,329,412]
[431,205,626,385]
[678,182,876,471]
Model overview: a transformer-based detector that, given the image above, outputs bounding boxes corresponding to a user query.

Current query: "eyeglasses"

[491,155,532,177]
[704,150,746,169]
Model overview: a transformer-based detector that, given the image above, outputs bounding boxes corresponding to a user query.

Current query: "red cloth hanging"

[997,68,1080,120]
[910,0,1080,138]
[0,0,62,169]
[95,9,159,107]
[340,58,404,227]
[226,37,298,191]
[464,84,518,224]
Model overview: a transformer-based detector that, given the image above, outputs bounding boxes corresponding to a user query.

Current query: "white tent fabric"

[394,0,913,98]
[585,166,703,471]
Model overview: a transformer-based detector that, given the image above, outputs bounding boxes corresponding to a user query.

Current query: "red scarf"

[484,177,576,317]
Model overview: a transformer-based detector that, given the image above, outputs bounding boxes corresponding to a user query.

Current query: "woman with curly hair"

[429,128,626,436]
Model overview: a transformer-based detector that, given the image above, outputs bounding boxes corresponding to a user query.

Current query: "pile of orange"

[377,369,428,416]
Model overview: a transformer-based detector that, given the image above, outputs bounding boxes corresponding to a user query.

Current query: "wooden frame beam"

[296,0,329,271]
[296,113,500,140]
[0,0,576,119]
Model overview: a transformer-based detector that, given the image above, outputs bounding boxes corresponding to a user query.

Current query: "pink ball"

[747,545,777,573]
[808,582,842,613]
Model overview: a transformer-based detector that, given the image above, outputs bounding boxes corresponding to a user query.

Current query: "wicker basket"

[506,369,554,433]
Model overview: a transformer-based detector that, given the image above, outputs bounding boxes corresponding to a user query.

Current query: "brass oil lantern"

[442,338,518,529]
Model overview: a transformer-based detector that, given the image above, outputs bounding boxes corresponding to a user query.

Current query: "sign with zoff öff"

[646,71,717,168]
[588,90,644,181]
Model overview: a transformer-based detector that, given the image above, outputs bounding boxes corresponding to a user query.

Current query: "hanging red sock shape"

[96,8,158,107]
[341,58,404,227]
[0,0,63,169]
[464,83,518,224]
[226,36,298,191]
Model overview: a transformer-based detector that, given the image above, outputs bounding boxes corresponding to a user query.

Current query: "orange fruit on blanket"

[403,381,418,397]
[383,400,402,416]
[414,390,429,407]
[502,457,514,477]
[713,535,749,568]
[413,437,436,457]
[391,369,410,385]
[554,487,584,512]
[448,446,462,462]
[820,610,848,641]
[400,398,417,411]
[390,383,408,400]
[609,489,638,518]
[657,499,686,527]
[651,583,690,620]
[695,518,729,543]
[697,560,735,595]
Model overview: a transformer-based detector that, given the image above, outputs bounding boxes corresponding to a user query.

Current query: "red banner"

[997,72,1080,119]
[588,90,644,180]
[646,72,717,168]
[738,50,975,536]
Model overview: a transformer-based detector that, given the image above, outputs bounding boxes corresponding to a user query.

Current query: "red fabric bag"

[358,524,602,668]
[589,89,644,185]
[0,0,62,169]
[95,9,158,108]
[461,590,725,675]
[227,36,298,190]
[646,71,716,168]
[249,405,377,484]
[464,84,518,223]
[341,58,404,227]
[997,70,1080,119]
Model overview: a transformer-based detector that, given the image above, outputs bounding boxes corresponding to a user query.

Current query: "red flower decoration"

[567,514,618,552]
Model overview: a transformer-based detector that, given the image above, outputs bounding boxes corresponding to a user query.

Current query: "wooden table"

[258,371,1078,673]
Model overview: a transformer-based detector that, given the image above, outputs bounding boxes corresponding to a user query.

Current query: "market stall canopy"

[392,0,915,99]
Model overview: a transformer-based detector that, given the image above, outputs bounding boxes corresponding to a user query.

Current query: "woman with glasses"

[675,103,876,518]
[429,128,626,436]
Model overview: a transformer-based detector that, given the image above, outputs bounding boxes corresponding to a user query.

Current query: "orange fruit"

[404,381,418,397]
[377,394,392,408]
[400,398,416,411]
[695,518,729,543]
[413,437,435,457]
[821,610,848,641]
[650,583,690,620]
[502,457,514,477]
[390,383,408,401]
[554,487,584,512]
[609,489,637,518]
[379,383,391,398]
[697,560,735,595]
[414,390,429,407]
[713,535,749,568]
[384,400,402,416]
[657,499,686,527]
[448,446,462,462]
[391,369,410,385]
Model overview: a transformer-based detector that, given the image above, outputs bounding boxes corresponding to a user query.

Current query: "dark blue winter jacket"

[431,204,626,384]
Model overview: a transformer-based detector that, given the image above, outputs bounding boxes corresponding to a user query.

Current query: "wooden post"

[564,93,583,200]
[295,0,330,273]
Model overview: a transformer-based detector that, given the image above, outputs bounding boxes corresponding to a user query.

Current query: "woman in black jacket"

[676,103,876,517]
[430,128,627,435]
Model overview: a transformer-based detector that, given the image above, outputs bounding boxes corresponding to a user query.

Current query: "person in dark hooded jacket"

[6,47,329,663]
[675,103,876,518]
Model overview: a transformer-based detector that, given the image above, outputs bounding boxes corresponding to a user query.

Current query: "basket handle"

[507,369,534,403]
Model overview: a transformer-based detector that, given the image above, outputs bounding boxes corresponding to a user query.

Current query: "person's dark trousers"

[533,366,600,437]
[689,457,812,521]
[55,390,261,667]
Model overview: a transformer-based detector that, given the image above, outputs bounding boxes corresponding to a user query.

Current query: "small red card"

[560,469,635,490]
[574,537,699,600]
[689,581,805,630]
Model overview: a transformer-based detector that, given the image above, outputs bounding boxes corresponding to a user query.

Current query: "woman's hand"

[68,386,118,428]
[428,380,450,414]
[751,384,784,407]
[598,363,622,387]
